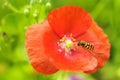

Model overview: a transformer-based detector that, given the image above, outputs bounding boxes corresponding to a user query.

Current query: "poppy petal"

[84,67,98,74]
[26,21,59,74]
[48,6,92,37]
[43,31,97,72]
[77,21,110,72]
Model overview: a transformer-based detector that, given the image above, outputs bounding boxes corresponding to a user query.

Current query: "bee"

[77,40,94,50]
[77,40,107,62]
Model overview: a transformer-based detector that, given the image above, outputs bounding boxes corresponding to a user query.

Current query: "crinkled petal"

[26,21,59,74]
[77,21,110,73]
[48,6,92,37]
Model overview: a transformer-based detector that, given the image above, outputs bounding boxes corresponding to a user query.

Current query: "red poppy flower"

[26,6,110,75]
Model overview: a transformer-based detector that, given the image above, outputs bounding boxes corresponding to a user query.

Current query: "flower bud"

[46,2,51,9]
[24,8,30,17]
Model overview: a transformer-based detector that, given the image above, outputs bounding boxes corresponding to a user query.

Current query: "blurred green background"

[0,0,120,80]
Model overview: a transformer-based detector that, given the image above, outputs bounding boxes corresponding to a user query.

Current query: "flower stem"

[4,1,19,13]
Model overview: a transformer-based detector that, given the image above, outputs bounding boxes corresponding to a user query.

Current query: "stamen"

[70,33,73,37]
[58,49,62,52]
[70,33,76,41]
[57,34,77,56]
[60,35,66,42]
[57,42,60,46]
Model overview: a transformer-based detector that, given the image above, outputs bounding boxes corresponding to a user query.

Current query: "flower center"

[57,34,76,56]
[65,39,73,49]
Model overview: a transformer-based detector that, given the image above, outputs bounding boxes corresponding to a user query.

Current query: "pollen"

[57,34,77,56]
[65,40,73,49]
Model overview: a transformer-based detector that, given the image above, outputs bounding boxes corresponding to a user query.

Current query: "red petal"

[84,67,98,74]
[43,31,97,72]
[48,6,92,37]
[26,21,58,74]
[77,21,110,73]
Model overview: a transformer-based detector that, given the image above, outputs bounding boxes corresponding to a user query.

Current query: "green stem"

[6,2,19,13]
